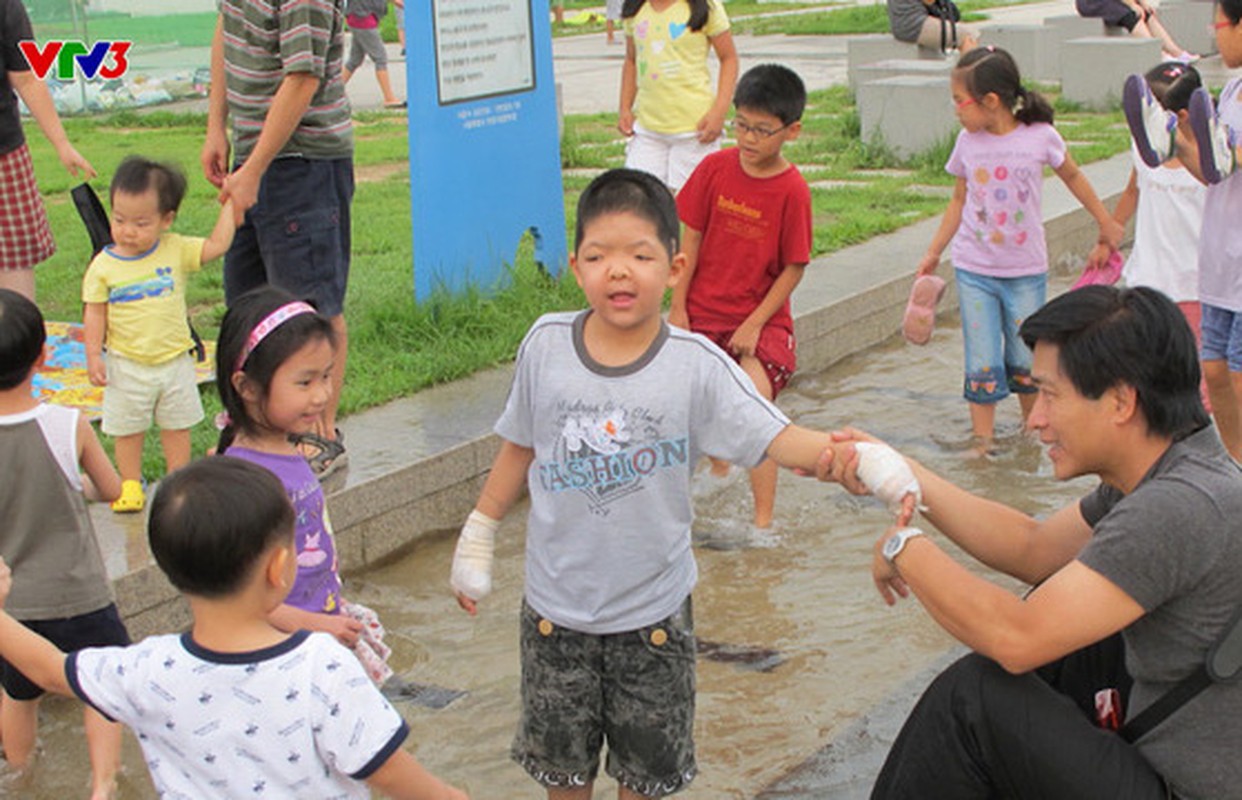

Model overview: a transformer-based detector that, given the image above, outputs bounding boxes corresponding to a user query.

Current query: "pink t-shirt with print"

[946,122,1066,278]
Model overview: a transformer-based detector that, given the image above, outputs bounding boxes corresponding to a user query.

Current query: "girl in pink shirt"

[917,46,1122,452]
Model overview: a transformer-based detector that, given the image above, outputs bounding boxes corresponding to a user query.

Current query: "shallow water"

[18,292,1098,799]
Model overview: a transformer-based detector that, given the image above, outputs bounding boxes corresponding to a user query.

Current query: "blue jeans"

[1199,302,1242,372]
[956,268,1046,404]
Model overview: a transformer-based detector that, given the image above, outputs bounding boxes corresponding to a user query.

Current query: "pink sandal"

[1071,250,1124,290]
[902,274,947,345]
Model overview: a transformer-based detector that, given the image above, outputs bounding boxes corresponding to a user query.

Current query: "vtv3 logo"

[18,40,132,81]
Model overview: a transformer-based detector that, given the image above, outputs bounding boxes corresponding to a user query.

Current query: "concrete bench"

[978,23,1058,81]
[858,75,957,159]
[847,34,944,89]
[1060,36,1162,109]
[850,57,956,93]
[1043,13,1130,41]
[1156,0,1217,55]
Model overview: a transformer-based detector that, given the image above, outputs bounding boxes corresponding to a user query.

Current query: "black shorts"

[0,604,130,701]
[1075,0,1140,30]
[224,156,355,318]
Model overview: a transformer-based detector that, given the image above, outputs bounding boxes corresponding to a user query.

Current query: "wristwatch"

[882,527,925,565]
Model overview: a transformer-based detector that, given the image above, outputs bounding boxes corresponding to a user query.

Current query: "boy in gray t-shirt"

[448,169,845,798]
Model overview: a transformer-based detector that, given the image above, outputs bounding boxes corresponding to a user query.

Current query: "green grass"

[24,81,1130,478]
[731,0,1040,35]
[31,11,218,49]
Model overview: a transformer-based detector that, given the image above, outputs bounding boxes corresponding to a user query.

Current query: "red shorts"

[0,143,55,271]
[698,325,797,397]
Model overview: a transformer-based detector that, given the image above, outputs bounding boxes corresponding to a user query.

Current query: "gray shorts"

[346,25,388,71]
[512,597,697,797]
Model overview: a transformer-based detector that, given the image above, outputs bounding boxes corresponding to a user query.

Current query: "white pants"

[624,123,719,192]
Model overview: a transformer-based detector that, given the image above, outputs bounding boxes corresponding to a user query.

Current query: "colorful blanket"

[34,321,216,422]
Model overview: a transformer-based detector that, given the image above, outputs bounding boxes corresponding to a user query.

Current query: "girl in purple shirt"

[214,286,393,684]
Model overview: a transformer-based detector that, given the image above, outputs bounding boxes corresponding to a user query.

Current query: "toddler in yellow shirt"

[82,156,235,512]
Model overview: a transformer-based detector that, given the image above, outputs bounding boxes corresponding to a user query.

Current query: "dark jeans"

[871,636,1169,799]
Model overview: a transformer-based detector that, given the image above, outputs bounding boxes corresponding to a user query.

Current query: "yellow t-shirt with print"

[624,0,729,134]
[81,232,204,365]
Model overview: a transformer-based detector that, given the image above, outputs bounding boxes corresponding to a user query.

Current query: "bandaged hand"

[855,442,922,515]
[450,509,499,602]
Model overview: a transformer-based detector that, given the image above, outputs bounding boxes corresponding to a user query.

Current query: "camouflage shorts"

[511,596,697,797]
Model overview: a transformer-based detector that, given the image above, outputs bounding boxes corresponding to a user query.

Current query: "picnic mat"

[34,321,216,422]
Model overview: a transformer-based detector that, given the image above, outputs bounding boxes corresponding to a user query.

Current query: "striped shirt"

[220,0,353,161]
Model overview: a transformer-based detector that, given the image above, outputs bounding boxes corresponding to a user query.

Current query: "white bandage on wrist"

[450,509,499,601]
[855,442,922,514]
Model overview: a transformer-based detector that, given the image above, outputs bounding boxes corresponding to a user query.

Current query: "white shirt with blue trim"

[67,630,407,799]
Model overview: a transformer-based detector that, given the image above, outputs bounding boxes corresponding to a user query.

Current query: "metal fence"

[24,0,216,114]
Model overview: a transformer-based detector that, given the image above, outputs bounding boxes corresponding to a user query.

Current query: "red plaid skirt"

[0,143,55,271]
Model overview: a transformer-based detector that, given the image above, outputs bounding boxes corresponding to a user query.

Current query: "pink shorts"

[698,325,797,397]
[0,143,55,271]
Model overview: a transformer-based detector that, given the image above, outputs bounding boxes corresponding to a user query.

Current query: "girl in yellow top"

[618,0,738,191]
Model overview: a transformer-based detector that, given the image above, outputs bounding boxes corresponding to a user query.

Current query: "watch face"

[883,532,903,561]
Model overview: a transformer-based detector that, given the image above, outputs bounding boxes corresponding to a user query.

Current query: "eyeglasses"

[731,119,791,140]
[1212,19,1233,30]
[955,96,977,109]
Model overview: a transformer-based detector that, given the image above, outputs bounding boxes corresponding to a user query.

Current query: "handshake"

[447,435,924,612]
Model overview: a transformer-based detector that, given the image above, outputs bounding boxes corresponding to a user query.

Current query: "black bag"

[927,0,961,52]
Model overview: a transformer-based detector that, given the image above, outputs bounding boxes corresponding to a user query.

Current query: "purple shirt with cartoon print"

[222,449,343,615]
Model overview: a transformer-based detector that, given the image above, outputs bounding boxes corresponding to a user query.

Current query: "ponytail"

[956,46,1054,126]
[1014,85,1055,126]
[621,0,711,30]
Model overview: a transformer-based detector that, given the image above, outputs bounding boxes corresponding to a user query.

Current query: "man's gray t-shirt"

[496,311,790,635]
[1079,426,1242,800]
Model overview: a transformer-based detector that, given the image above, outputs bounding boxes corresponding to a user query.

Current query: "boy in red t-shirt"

[670,63,813,532]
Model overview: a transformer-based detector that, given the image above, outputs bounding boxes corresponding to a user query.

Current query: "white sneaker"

[1122,74,1176,168]
[1188,86,1237,185]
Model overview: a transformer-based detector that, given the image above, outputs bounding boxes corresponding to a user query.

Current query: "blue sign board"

[406,0,568,299]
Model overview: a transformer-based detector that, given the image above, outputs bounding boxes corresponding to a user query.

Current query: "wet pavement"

[67,5,1242,796]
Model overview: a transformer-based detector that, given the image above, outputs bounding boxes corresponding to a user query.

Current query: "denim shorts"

[956,268,1046,404]
[224,156,354,317]
[1199,302,1242,372]
[0,604,130,700]
[512,597,697,797]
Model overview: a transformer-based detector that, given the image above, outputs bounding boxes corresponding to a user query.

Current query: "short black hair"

[1222,0,1242,25]
[1020,285,1210,439]
[110,155,187,214]
[148,457,295,599]
[575,168,680,258]
[0,289,46,390]
[734,63,806,125]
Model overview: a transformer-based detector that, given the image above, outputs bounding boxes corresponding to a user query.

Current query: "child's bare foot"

[966,435,998,459]
[90,776,119,800]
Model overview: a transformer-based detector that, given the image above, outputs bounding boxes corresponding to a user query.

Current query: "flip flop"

[290,428,348,480]
[902,274,946,346]
[1071,250,1124,290]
